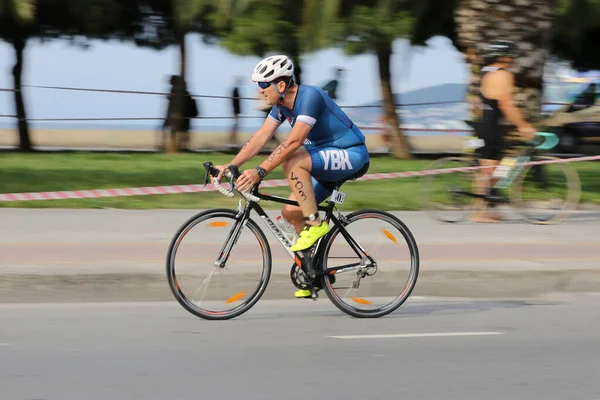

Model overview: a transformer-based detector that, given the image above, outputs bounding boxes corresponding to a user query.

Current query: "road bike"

[166,162,420,320]
[420,132,581,224]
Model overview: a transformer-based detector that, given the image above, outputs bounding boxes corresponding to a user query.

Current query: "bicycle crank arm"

[297,250,317,280]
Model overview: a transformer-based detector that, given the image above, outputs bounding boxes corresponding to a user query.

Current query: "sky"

[0,35,470,130]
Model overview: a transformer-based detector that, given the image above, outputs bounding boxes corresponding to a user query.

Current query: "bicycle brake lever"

[226,165,241,192]
[202,161,220,188]
[202,162,212,187]
[228,165,241,179]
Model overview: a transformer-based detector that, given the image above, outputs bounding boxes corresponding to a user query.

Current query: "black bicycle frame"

[453,141,544,203]
[208,167,373,282]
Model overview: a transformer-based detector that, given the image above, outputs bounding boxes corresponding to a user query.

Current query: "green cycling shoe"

[289,221,330,252]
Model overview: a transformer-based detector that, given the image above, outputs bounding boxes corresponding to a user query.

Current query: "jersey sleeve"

[268,106,284,124]
[296,88,326,127]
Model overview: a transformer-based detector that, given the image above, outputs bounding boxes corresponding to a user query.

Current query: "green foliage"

[35,1,141,41]
[0,0,36,42]
[301,0,341,51]
[340,2,414,54]
[551,0,600,70]
[0,0,248,48]
[172,0,210,29]
[219,0,298,56]
[301,0,415,55]
[409,0,458,49]
[0,0,35,22]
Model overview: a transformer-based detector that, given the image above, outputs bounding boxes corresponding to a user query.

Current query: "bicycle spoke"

[191,268,216,305]
[320,210,419,318]
[420,157,475,223]
[166,209,272,320]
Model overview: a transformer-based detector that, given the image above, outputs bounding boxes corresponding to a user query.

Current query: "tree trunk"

[455,0,555,153]
[376,44,412,159]
[12,36,32,152]
[167,30,187,154]
[290,50,302,85]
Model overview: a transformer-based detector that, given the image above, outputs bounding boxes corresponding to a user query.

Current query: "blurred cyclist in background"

[472,40,536,223]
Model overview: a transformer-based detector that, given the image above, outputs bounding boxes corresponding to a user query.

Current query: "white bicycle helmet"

[252,55,294,82]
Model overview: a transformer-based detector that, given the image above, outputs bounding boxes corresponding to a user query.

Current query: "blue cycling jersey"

[268,85,366,149]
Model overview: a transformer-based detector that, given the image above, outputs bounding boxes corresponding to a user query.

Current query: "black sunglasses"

[257,82,273,89]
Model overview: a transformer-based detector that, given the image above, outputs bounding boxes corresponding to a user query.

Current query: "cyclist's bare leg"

[472,158,501,223]
[281,149,320,234]
[282,196,304,234]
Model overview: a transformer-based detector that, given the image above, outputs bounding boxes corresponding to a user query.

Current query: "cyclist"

[214,55,370,297]
[472,40,536,223]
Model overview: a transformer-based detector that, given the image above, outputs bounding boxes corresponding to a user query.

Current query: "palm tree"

[220,0,308,85]
[0,0,35,151]
[305,0,415,159]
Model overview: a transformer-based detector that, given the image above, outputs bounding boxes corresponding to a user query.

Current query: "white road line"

[328,332,505,340]
[0,343,12,346]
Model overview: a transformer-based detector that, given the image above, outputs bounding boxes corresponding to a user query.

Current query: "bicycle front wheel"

[420,157,478,223]
[319,210,419,318]
[510,156,581,225]
[166,209,272,320]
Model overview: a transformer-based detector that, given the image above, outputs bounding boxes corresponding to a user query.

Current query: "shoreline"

[0,127,467,154]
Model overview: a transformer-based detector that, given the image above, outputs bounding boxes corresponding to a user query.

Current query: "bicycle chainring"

[290,264,310,289]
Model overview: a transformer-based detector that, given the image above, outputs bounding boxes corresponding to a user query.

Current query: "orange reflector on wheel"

[225,292,246,303]
[209,221,229,227]
[382,229,398,244]
[351,297,372,305]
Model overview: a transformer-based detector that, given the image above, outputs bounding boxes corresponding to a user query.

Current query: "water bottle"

[276,216,298,245]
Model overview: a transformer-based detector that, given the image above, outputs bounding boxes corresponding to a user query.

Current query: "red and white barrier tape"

[1,155,598,202]
[0,179,289,202]
[360,154,600,180]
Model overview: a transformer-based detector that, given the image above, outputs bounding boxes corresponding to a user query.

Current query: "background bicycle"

[420,132,582,224]
[166,162,420,320]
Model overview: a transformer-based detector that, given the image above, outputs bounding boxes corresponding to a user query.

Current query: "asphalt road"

[1,293,600,400]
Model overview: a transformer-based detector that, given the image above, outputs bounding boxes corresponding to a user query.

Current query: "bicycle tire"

[166,208,272,320]
[420,156,477,223]
[318,209,419,318]
[510,156,581,225]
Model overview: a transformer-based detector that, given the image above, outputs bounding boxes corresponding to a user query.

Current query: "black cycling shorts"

[476,141,503,161]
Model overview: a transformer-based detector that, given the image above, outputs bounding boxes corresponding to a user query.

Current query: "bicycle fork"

[213,204,250,268]
[213,218,247,268]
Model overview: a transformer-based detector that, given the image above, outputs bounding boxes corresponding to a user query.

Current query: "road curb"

[4,268,600,303]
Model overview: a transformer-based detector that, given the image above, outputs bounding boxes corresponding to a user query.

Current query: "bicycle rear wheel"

[420,157,478,223]
[318,210,419,318]
[510,156,581,224]
[166,209,272,320]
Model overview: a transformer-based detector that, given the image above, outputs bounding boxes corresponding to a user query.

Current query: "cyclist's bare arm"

[258,121,312,173]
[495,71,535,137]
[215,118,280,178]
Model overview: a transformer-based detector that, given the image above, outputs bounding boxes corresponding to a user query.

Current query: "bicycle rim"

[319,209,419,318]
[420,157,476,223]
[166,209,272,320]
[510,156,581,224]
